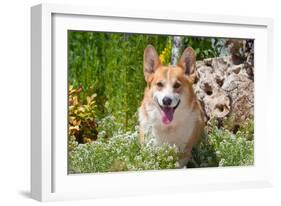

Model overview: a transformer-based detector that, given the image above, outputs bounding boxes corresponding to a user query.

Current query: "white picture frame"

[31,3,274,202]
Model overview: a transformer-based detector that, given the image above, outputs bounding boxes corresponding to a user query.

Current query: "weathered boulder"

[194,55,254,129]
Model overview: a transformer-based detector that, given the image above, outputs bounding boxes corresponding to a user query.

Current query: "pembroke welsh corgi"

[139,45,205,167]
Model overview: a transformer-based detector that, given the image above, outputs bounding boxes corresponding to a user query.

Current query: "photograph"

[67,31,254,174]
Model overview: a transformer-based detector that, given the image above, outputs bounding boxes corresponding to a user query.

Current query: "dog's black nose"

[162,97,172,106]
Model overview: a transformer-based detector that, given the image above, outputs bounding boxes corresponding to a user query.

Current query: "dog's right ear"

[144,45,161,82]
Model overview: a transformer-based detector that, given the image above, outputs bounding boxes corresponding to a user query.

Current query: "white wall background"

[0,0,280,205]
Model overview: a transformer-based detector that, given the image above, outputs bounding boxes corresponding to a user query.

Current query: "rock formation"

[194,52,254,130]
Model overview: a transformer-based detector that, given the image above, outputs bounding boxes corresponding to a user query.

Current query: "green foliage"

[184,37,223,60]
[188,119,254,168]
[69,114,179,173]
[69,130,179,173]
[68,32,168,131]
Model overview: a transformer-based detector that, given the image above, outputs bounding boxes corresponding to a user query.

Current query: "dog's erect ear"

[178,47,196,76]
[144,45,161,82]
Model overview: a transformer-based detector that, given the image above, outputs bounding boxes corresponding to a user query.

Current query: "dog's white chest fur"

[139,103,196,152]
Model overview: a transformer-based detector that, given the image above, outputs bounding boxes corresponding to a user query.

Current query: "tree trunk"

[171,36,184,65]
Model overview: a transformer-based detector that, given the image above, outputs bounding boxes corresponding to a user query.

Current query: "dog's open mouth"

[158,100,180,124]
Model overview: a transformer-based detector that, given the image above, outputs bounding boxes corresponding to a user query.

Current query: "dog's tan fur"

[139,45,204,167]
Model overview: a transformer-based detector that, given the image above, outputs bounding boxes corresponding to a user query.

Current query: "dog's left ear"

[178,47,196,77]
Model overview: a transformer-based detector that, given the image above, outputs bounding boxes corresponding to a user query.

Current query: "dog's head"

[143,45,197,124]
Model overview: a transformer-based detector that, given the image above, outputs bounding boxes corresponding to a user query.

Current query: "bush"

[68,130,179,173]
[68,32,168,131]
[189,119,254,168]
[68,85,98,144]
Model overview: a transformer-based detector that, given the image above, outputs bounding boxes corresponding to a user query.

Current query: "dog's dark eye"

[156,82,164,87]
[173,82,181,89]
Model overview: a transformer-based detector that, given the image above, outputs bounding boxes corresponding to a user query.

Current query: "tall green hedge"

[68,32,169,130]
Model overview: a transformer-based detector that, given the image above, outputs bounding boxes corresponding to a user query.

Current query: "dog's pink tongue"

[161,107,174,124]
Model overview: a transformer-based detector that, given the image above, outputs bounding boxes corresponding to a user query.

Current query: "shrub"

[68,85,98,143]
[68,32,168,131]
[189,119,254,168]
[68,130,179,173]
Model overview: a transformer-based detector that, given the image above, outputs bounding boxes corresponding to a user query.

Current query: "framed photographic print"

[31,3,274,201]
